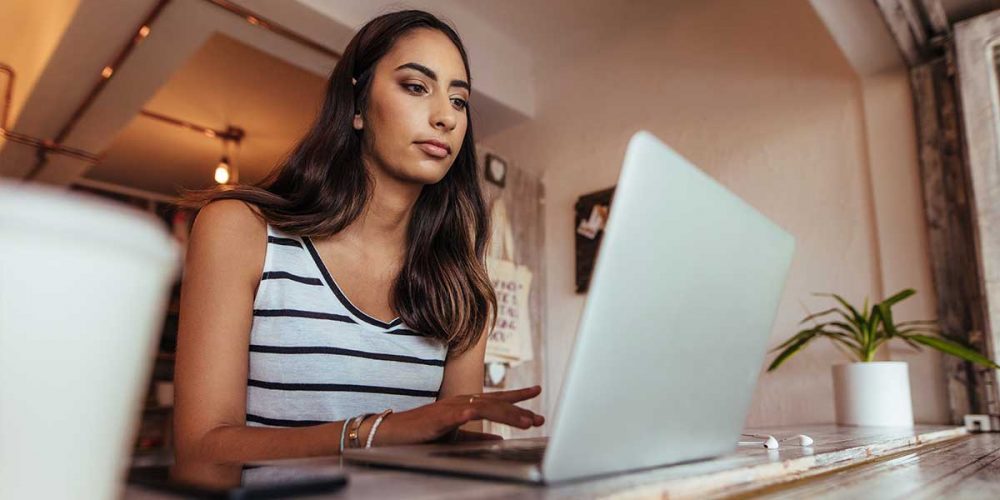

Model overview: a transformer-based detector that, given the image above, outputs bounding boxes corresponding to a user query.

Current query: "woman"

[174,9,544,463]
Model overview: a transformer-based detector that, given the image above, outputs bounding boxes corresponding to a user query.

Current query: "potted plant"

[768,288,999,426]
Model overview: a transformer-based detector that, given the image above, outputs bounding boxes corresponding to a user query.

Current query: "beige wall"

[860,69,949,422]
[481,0,949,426]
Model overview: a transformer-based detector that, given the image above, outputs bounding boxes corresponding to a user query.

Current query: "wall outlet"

[964,414,998,432]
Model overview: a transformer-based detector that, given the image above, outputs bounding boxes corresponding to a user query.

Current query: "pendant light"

[214,155,231,184]
[213,132,240,185]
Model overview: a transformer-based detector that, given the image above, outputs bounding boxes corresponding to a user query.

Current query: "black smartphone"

[128,462,348,499]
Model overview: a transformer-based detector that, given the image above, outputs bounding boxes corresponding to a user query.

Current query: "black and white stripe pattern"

[246,225,447,427]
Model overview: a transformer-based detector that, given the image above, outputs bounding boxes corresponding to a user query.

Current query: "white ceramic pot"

[832,361,914,427]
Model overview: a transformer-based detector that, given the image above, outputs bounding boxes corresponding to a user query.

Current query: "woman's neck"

[337,161,420,257]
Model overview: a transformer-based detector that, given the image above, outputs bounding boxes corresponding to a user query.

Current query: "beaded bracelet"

[365,409,394,448]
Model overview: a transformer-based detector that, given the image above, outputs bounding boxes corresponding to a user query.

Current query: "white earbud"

[779,434,814,447]
[738,433,779,449]
[739,433,814,449]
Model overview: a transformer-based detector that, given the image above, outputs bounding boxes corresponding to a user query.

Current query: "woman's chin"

[404,163,452,184]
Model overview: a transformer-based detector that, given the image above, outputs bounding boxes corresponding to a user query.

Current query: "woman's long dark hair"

[185,10,495,355]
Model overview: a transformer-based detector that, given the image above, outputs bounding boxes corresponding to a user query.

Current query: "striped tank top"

[245,224,448,428]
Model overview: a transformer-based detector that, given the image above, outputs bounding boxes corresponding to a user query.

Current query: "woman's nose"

[430,97,458,131]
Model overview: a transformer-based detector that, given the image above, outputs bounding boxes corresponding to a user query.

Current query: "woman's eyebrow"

[395,62,470,91]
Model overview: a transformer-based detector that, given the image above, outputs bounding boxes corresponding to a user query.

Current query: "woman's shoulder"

[194,199,266,234]
[188,200,268,281]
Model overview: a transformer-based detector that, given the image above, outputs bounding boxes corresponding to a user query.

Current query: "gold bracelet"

[348,413,372,449]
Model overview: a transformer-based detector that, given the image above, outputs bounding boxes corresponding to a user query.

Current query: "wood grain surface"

[126,425,974,499]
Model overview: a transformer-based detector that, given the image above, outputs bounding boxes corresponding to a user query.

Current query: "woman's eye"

[403,82,466,110]
[404,83,427,94]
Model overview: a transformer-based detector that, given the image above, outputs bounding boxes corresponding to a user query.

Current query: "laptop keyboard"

[431,445,547,463]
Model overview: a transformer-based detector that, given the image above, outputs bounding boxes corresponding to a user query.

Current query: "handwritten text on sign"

[489,277,524,344]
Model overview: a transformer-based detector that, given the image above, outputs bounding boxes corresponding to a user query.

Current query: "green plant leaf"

[828,320,862,336]
[906,334,1000,369]
[767,332,818,371]
[897,327,942,336]
[796,317,863,348]
[814,323,864,349]
[770,328,819,352]
[882,288,916,308]
[939,331,978,349]
[899,335,924,352]
[816,293,865,325]
[878,303,898,338]
[866,305,883,351]
[828,309,867,343]
[875,290,916,341]
[896,319,939,327]
[818,331,864,359]
[798,307,840,325]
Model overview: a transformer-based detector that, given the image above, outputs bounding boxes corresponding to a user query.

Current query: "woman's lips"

[416,142,449,159]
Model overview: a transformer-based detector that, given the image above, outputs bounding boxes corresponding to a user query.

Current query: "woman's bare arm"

[173,200,346,462]
[437,326,490,400]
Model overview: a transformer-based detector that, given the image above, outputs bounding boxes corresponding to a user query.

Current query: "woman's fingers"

[479,385,542,403]
[465,400,541,429]
[450,386,544,430]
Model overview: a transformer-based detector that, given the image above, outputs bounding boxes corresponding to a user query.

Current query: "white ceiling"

[460,0,676,76]
[83,32,327,195]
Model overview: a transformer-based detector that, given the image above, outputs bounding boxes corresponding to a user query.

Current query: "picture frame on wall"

[575,186,615,293]
[484,153,507,187]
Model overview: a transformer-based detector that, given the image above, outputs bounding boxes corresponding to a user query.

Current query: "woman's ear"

[351,78,362,130]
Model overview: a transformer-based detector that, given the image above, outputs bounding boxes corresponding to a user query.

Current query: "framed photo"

[484,153,507,187]
[574,186,616,293]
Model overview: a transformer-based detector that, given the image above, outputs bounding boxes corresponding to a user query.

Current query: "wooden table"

[127,425,1000,499]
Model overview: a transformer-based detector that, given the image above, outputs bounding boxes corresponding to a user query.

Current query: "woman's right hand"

[376,385,545,446]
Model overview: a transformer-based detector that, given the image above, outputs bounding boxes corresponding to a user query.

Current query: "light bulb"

[214,162,230,184]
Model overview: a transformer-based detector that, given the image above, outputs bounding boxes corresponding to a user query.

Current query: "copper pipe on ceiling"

[139,109,245,143]
[15,0,338,181]
[201,0,342,59]
[0,63,100,164]
[21,0,172,180]
[1,62,11,129]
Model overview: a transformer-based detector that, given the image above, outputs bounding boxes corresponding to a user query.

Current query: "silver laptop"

[343,130,796,484]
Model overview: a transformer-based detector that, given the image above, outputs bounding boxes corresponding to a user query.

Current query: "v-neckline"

[302,237,402,330]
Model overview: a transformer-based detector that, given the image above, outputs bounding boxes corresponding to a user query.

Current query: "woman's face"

[357,28,470,185]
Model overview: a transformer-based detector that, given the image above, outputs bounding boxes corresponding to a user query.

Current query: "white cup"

[0,181,180,500]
